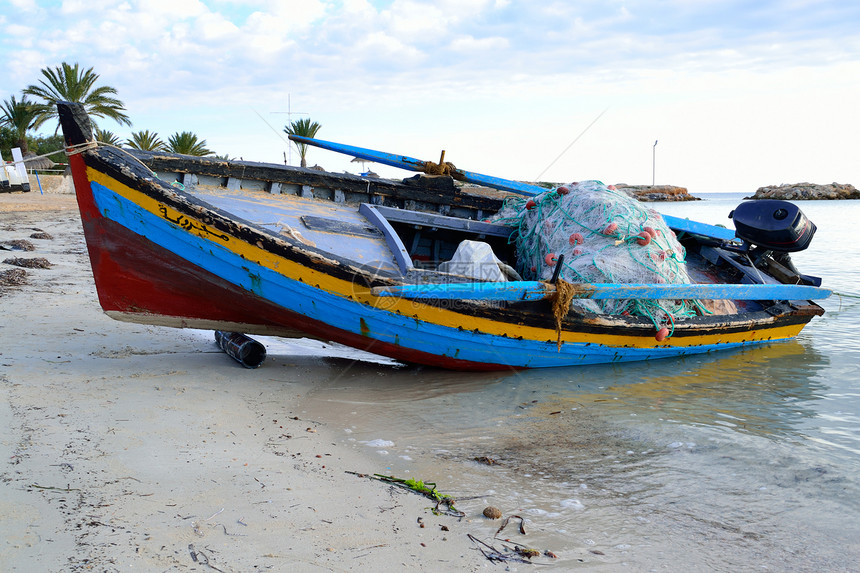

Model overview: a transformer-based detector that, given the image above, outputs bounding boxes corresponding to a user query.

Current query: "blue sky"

[2,0,858,192]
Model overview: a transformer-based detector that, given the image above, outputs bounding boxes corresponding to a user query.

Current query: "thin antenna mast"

[272,94,308,165]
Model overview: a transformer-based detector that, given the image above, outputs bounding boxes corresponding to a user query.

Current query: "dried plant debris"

[468,515,559,564]
[30,231,54,240]
[1,239,35,251]
[0,268,28,286]
[4,257,52,269]
[495,514,527,536]
[468,534,557,564]
[188,543,226,572]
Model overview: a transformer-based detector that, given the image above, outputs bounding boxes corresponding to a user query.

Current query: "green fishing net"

[492,180,707,329]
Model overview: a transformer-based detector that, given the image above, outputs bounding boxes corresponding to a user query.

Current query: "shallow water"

[270,194,860,571]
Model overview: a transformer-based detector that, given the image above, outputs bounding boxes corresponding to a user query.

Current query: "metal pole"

[271,93,308,166]
[288,94,292,166]
[652,140,658,186]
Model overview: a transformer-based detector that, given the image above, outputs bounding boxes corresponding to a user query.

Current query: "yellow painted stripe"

[87,167,805,349]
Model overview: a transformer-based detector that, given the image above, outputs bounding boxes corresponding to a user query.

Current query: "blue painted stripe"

[90,181,793,368]
[662,214,737,241]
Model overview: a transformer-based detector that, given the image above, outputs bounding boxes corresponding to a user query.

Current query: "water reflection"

[293,339,858,571]
[295,340,831,443]
[524,341,832,441]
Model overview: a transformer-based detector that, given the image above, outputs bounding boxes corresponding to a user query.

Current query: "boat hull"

[59,103,822,370]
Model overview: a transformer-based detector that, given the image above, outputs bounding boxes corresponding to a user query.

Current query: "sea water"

[276,194,860,571]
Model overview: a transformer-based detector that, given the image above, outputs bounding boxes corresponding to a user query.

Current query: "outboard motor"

[728,200,820,286]
[729,200,816,252]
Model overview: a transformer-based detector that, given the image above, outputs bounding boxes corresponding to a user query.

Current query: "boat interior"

[130,146,819,319]
[189,182,818,317]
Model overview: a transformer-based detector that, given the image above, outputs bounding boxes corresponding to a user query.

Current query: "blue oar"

[371,281,831,301]
[288,135,739,242]
[289,135,541,196]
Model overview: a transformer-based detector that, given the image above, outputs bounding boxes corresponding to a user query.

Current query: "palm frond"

[24,62,132,131]
[167,131,213,156]
[126,130,168,151]
[284,117,322,167]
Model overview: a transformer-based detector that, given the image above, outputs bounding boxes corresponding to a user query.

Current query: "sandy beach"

[0,189,490,572]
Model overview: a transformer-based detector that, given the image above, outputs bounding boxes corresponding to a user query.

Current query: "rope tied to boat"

[422,160,460,178]
[4,141,103,171]
[4,146,79,166]
[63,141,100,156]
[552,279,578,351]
[63,140,175,185]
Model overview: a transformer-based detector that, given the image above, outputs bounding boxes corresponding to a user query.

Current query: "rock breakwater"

[614,184,699,202]
[748,182,859,200]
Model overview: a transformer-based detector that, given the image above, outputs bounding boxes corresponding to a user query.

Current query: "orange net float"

[569,232,584,246]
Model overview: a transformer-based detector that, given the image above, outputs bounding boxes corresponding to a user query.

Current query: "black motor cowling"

[729,200,816,252]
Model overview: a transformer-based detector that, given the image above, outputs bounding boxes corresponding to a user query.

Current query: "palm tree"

[283,117,322,167]
[24,62,132,132]
[0,95,40,154]
[127,130,167,152]
[167,131,213,156]
[94,126,123,146]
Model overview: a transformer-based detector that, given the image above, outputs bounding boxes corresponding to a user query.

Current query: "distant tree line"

[1,61,323,168]
[0,62,215,161]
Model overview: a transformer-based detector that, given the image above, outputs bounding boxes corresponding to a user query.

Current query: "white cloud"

[449,34,508,52]
[4,23,34,39]
[128,0,208,19]
[193,11,241,41]
[60,0,115,15]
[8,0,39,11]
[1,0,857,191]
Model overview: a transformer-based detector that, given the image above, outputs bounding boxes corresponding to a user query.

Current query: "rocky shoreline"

[613,184,699,202]
[747,182,859,200]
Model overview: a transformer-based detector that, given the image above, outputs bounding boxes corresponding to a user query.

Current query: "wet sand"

[0,190,486,571]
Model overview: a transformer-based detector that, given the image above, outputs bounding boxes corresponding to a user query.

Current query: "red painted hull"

[70,157,506,370]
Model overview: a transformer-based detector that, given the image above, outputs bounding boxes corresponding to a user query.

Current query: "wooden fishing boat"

[58,102,829,370]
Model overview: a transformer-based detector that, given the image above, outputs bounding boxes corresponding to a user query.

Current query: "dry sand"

[0,190,487,572]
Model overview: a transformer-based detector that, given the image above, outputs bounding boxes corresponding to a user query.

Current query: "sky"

[1,0,858,193]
